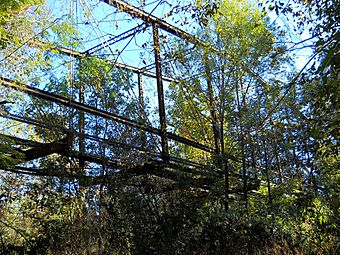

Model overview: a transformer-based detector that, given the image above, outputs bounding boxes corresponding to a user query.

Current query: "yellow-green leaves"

[211,0,275,66]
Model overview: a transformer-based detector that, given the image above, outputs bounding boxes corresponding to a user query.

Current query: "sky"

[0,0,315,141]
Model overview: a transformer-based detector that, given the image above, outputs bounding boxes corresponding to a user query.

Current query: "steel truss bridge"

[0,0,261,195]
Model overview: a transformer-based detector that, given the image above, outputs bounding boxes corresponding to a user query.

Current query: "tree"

[166,0,289,210]
[0,0,339,253]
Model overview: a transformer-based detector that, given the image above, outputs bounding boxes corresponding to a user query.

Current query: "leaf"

[316,47,336,74]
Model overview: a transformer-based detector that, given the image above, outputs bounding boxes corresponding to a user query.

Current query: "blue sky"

[0,0,315,139]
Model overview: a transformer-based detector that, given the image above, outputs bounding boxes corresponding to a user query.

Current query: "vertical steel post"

[152,23,169,163]
[79,69,85,170]
[138,72,147,149]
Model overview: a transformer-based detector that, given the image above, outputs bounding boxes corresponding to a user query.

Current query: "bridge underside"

[0,0,263,197]
[1,132,259,194]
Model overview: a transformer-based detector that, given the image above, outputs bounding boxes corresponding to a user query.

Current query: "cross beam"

[29,40,178,83]
[102,1,270,88]
[85,23,148,55]
[0,77,216,154]
[103,0,205,45]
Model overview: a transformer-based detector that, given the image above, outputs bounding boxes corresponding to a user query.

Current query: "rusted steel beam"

[0,164,259,192]
[101,1,272,88]
[85,23,148,54]
[0,164,216,190]
[28,40,178,83]
[78,63,85,170]
[1,126,250,183]
[1,111,216,162]
[1,115,160,158]
[103,0,204,45]
[1,132,248,182]
[153,23,169,163]
[1,77,160,134]
[2,126,210,175]
[0,77,217,155]
[28,40,84,58]
[0,121,213,175]
[138,72,147,149]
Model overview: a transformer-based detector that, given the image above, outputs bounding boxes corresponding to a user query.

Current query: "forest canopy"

[0,0,339,254]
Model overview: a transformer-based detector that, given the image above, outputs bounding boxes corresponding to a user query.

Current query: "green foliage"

[0,137,25,168]
[0,0,43,46]
[0,0,339,254]
[0,0,42,13]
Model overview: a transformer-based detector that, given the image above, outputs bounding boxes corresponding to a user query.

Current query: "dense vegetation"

[0,0,338,254]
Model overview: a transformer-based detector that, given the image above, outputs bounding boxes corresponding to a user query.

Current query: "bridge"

[0,0,261,198]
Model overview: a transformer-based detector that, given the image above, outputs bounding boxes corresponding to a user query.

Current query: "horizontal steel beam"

[1,111,219,169]
[0,164,216,190]
[1,77,160,134]
[29,40,178,83]
[85,23,148,55]
[101,1,270,88]
[0,77,215,154]
[2,119,211,174]
[103,0,205,45]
